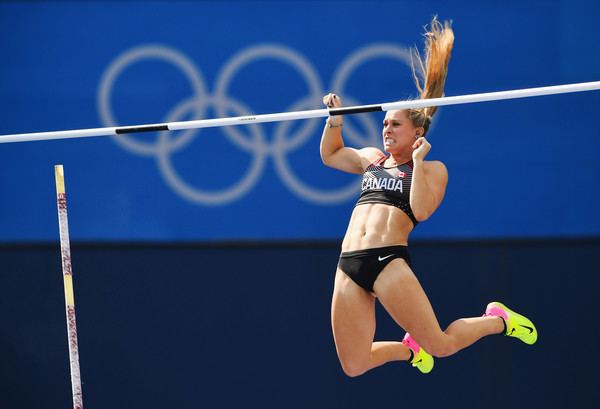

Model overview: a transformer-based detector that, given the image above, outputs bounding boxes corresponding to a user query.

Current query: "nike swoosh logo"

[519,324,535,334]
[378,254,395,262]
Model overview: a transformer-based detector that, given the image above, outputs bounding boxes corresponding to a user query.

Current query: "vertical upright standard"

[55,165,84,409]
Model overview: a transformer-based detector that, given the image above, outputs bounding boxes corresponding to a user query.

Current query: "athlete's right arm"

[319,93,381,174]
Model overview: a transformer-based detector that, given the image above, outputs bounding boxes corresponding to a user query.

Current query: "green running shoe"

[485,302,538,345]
[401,333,434,374]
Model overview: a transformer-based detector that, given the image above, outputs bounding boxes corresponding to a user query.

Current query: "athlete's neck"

[387,152,413,167]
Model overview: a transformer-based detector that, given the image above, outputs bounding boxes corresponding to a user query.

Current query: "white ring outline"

[332,43,414,139]
[214,44,323,154]
[272,95,379,203]
[157,96,268,205]
[98,44,208,156]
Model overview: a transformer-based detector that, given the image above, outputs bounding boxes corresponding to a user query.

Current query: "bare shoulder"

[424,160,448,185]
[424,160,448,176]
[357,147,385,169]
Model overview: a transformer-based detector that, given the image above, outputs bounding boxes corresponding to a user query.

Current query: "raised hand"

[323,93,343,127]
[412,137,431,162]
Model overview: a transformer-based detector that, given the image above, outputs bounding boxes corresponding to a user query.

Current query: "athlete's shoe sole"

[485,301,538,345]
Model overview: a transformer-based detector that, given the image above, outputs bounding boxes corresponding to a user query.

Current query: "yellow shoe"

[485,302,538,345]
[401,333,434,374]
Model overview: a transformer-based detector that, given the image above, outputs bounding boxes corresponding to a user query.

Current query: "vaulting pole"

[55,165,84,409]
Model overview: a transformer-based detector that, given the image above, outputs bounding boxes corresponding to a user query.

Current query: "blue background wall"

[0,0,599,241]
[1,1,600,409]
[2,241,599,409]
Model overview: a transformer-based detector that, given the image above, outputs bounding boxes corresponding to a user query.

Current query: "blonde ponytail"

[409,17,454,134]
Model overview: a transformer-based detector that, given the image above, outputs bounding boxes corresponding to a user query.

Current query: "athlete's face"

[382,110,421,153]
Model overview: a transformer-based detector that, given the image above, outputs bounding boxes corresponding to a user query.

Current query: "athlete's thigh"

[331,269,376,361]
[373,259,445,349]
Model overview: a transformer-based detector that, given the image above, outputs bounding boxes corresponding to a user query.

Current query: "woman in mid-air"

[320,17,537,376]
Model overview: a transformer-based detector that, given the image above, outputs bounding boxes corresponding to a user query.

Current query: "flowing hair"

[408,16,454,135]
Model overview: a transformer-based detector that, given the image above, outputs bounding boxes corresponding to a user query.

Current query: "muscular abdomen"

[341,204,413,251]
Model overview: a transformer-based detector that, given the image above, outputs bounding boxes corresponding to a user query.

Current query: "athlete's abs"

[341,203,414,251]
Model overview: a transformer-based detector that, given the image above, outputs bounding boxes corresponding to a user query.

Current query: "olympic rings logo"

[98,43,413,205]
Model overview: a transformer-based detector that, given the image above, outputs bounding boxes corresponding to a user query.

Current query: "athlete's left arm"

[410,137,448,222]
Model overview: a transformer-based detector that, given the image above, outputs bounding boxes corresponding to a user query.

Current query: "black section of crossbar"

[115,124,169,134]
[329,105,383,116]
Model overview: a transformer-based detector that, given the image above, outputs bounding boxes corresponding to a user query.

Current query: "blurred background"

[1,1,599,408]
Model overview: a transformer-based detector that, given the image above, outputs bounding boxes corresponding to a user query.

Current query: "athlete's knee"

[339,358,369,378]
[423,335,457,358]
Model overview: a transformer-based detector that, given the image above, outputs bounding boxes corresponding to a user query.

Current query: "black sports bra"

[355,155,418,225]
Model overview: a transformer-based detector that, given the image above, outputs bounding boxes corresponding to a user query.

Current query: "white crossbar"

[1,81,598,144]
